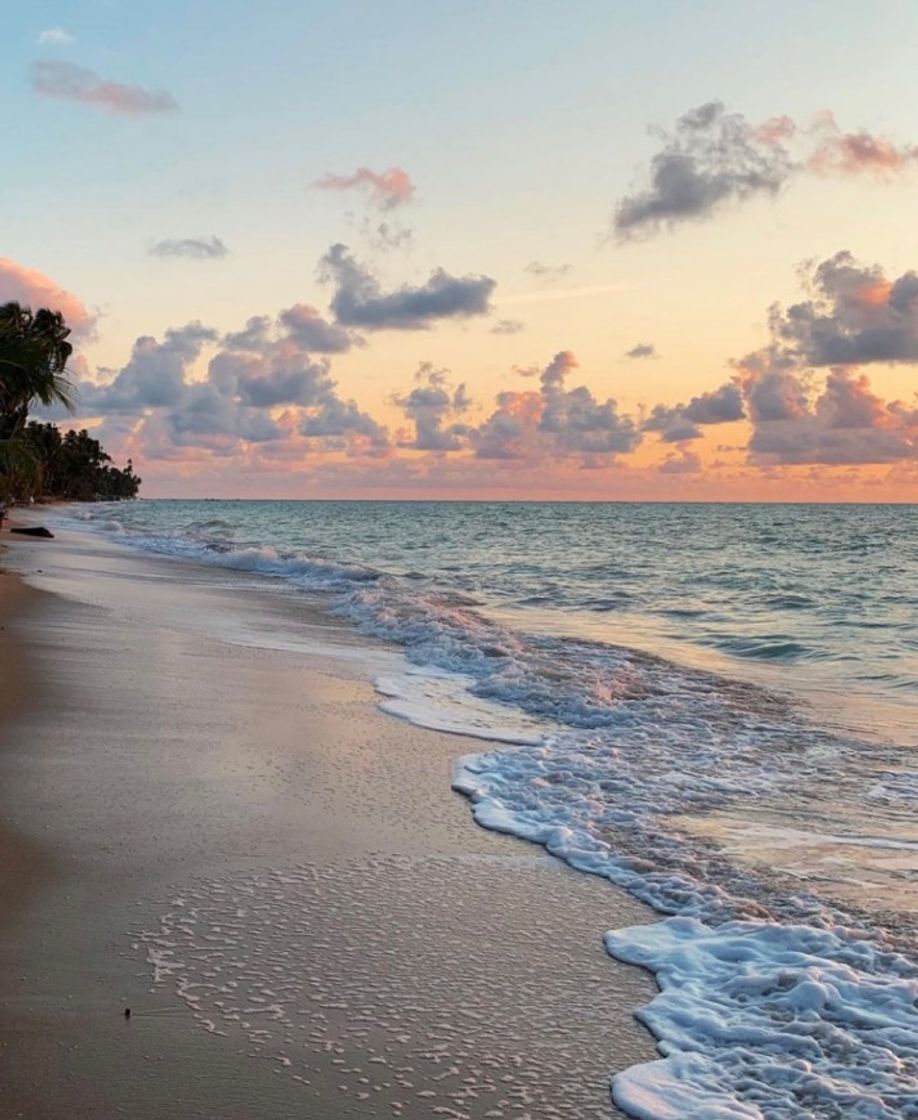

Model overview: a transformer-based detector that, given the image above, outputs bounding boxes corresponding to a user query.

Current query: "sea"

[58,499,917,1119]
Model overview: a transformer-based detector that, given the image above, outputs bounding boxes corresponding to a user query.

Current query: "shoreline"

[0,524,659,1119]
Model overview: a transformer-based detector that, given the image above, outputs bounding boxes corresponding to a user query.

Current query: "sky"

[2,0,917,500]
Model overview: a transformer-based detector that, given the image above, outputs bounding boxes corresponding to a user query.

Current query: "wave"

[57,503,918,1119]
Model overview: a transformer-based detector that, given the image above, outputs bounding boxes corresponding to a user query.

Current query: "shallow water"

[59,499,918,1119]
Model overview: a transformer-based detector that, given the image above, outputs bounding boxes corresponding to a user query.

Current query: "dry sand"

[0,523,658,1119]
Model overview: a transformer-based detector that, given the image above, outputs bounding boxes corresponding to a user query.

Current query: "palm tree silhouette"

[0,302,75,442]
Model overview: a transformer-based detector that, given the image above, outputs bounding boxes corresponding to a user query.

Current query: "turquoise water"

[76,499,916,740]
[65,500,918,1119]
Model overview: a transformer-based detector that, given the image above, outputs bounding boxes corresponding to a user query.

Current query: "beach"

[0,522,658,1120]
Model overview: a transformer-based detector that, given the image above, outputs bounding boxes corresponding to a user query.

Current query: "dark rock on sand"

[10,527,55,539]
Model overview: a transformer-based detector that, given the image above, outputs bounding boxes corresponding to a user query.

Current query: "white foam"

[376,667,550,745]
[454,747,918,1119]
[609,917,918,1120]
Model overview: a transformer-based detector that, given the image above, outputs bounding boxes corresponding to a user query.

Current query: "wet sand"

[0,524,658,1119]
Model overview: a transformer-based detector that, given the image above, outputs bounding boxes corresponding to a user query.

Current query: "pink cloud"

[808,114,918,176]
[0,257,95,335]
[314,167,415,210]
[31,60,178,117]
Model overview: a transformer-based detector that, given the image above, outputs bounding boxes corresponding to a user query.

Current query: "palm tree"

[0,302,75,442]
[0,436,40,501]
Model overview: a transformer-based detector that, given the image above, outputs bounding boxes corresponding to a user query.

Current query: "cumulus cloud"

[31,60,178,116]
[54,247,918,481]
[0,257,95,335]
[765,251,918,367]
[236,355,333,408]
[320,243,495,330]
[540,356,640,455]
[743,369,916,465]
[38,28,73,45]
[277,304,357,354]
[643,408,702,443]
[644,383,744,443]
[74,308,386,459]
[221,316,272,352]
[79,323,217,412]
[728,254,918,465]
[682,382,746,424]
[165,383,282,446]
[734,355,809,423]
[614,104,918,238]
[300,397,387,444]
[150,236,229,260]
[472,351,640,460]
[395,364,473,451]
[625,342,656,359]
[469,393,538,460]
[614,102,793,238]
[314,167,415,210]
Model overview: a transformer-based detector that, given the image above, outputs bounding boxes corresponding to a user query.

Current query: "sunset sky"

[3,0,917,499]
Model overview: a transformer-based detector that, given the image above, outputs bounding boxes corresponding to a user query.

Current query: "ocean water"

[61,500,917,1119]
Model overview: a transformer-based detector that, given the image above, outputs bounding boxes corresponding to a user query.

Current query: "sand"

[0,521,658,1119]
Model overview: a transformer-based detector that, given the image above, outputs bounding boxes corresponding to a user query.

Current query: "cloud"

[764,251,918,367]
[613,102,793,238]
[221,316,272,352]
[659,449,702,474]
[491,318,525,335]
[681,382,745,424]
[60,247,918,483]
[320,243,496,330]
[642,408,702,443]
[614,104,918,239]
[625,342,656,359]
[743,369,916,465]
[539,349,579,389]
[79,323,217,412]
[150,236,229,260]
[165,383,282,446]
[38,28,73,45]
[473,351,640,460]
[472,390,544,460]
[0,257,95,335]
[74,308,388,459]
[300,396,388,444]
[729,257,918,465]
[277,304,357,354]
[236,356,333,408]
[31,60,178,116]
[314,167,415,210]
[807,113,918,176]
[395,363,472,451]
[220,306,357,356]
[524,261,571,282]
[644,383,745,442]
[734,355,809,422]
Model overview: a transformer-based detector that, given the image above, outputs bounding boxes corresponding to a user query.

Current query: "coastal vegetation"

[0,301,140,503]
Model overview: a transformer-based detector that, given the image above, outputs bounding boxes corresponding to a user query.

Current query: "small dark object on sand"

[124,1008,131,1019]
[10,526,54,539]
